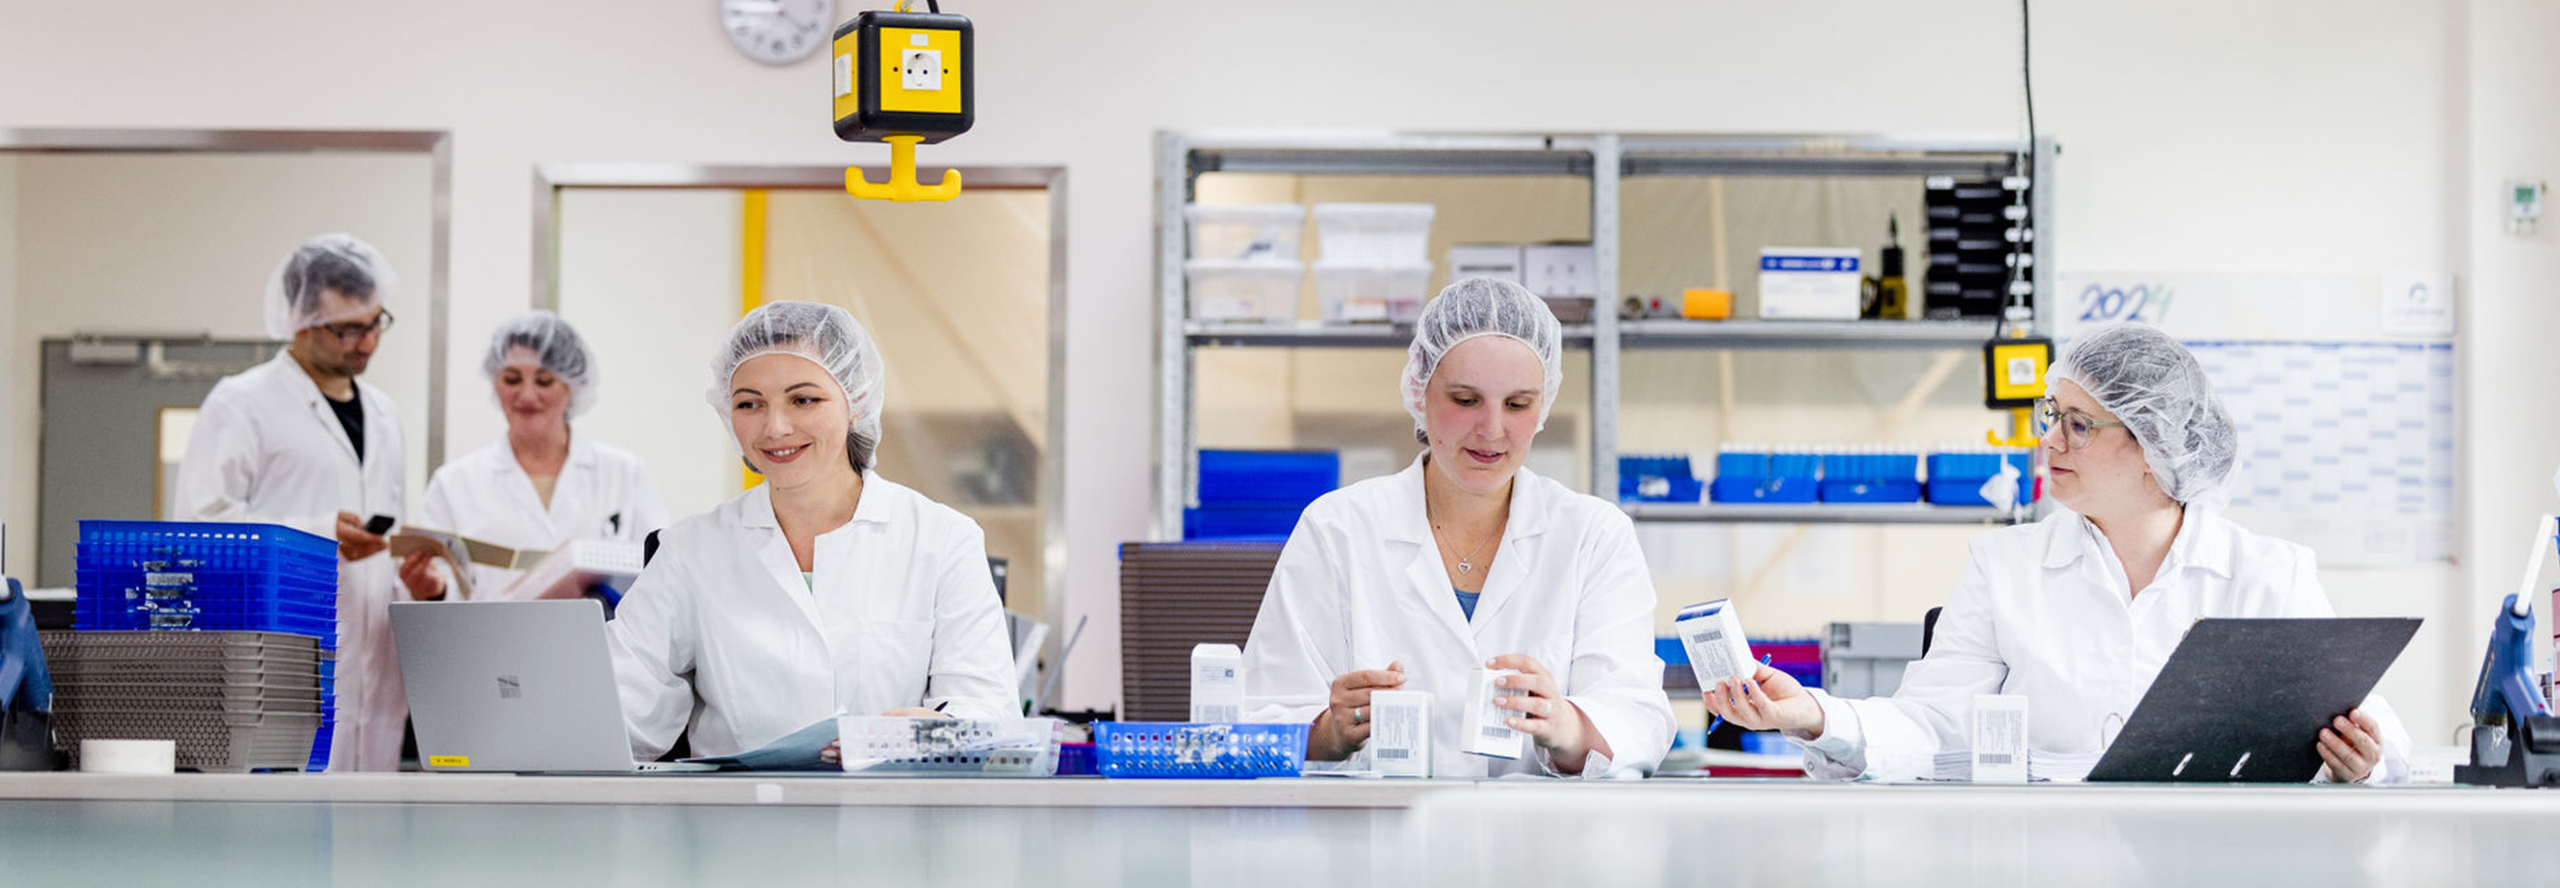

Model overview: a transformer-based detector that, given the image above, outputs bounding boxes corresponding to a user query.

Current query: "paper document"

[679,717,838,772]
[503,540,644,602]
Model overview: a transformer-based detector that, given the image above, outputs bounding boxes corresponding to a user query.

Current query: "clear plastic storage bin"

[1185,204,1304,261]
[1313,261,1433,324]
[1312,203,1435,265]
[1185,259,1304,322]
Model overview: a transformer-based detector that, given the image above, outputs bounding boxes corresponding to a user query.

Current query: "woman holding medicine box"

[1242,279,1676,778]
[1703,323,2412,783]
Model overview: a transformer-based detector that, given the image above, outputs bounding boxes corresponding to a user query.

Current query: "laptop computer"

[391,599,709,773]
[2085,617,2421,783]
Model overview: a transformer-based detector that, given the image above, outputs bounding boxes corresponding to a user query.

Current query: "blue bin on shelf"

[1618,455,1703,503]
[1819,451,1924,504]
[1925,452,2036,506]
[1091,722,1310,779]
[1711,450,1820,504]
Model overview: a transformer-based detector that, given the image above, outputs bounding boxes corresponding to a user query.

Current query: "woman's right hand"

[1308,662,1405,761]
[1703,663,1826,736]
[397,551,445,601]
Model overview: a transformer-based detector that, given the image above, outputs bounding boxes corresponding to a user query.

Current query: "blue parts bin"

[1925,449,2036,506]
[1183,450,1340,541]
[1618,454,1703,503]
[1091,721,1310,779]
[1817,449,1924,504]
[1709,447,1819,504]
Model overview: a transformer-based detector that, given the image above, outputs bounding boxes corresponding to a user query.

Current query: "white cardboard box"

[1189,643,1243,723]
[1757,247,1863,319]
[1524,244,1599,298]
[1675,599,1756,686]
[1461,669,1525,759]
[1367,690,1432,777]
[1447,245,1526,284]
[1971,694,2029,783]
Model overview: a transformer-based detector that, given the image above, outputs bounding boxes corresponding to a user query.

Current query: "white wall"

[3,153,437,583]
[0,0,2512,730]
[0,155,16,577]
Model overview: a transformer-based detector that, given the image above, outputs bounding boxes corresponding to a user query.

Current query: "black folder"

[2086,617,2421,783]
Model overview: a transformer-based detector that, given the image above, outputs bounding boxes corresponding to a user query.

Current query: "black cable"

[2009,0,2038,322]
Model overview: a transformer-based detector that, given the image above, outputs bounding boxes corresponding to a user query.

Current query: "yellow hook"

[1986,405,2038,448]
[846,135,962,202]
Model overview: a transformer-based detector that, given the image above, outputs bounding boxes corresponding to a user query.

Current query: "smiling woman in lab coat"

[400,311,666,601]
[1707,323,2413,783]
[1244,278,1676,778]
[605,301,1014,760]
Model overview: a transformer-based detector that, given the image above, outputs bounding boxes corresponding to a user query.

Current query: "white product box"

[1313,261,1433,324]
[1313,203,1435,265]
[1971,694,2029,783]
[1756,247,1863,319]
[1674,599,1756,686]
[1190,643,1243,723]
[1185,204,1304,261]
[1184,259,1304,322]
[1367,689,1432,777]
[1523,244,1599,298]
[1447,245,1526,284]
[1461,668,1525,760]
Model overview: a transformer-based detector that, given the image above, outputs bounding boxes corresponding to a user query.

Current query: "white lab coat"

[1795,507,2414,783]
[1243,455,1676,778]
[606,473,1017,759]
[415,434,668,599]
[173,350,409,772]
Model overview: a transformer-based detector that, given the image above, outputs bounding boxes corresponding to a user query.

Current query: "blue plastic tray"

[1196,450,1340,504]
[1183,504,1310,540]
[1092,722,1309,779]
[77,520,336,577]
[1710,476,1819,504]
[1819,478,1924,503]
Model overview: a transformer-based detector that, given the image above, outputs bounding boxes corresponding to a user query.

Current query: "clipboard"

[2086,617,2421,783]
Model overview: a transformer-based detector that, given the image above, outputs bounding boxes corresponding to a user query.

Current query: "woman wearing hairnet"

[1242,279,1675,778]
[604,301,1015,761]
[399,311,668,601]
[1706,323,2412,783]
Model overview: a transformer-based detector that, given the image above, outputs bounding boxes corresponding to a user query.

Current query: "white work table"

[5,774,2560,887]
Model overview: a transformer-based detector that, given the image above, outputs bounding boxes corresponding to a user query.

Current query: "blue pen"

[1706,653,1777,735]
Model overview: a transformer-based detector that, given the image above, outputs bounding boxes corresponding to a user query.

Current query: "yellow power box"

[1680,288,1733,320]
[832,7,974,144]
[1982,336,2053,408]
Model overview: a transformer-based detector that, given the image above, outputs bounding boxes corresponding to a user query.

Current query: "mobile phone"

[364,514,395,535]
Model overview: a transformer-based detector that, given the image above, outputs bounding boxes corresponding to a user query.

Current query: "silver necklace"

[1432,517,1501,576]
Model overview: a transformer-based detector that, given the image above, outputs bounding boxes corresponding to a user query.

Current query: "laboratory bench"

[6,773,2560,887]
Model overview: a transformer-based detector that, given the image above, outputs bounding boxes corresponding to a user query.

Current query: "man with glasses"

[174,233,415,772]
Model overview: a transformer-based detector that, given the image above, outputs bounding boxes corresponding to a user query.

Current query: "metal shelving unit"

[1153,131,2059,537]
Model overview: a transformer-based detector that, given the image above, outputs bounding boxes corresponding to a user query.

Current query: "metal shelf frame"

[1153,131,2060,535]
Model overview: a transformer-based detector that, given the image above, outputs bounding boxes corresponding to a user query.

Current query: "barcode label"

[1978,753,2014,765]
[1690,626,1738,681]
[1378,749,1410,760]
[1481,727,1515,742]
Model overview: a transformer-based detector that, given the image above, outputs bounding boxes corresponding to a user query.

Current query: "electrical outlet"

[901,49,943,91]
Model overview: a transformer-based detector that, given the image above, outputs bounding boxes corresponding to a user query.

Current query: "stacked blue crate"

[1617,454,1703,503]
[73,520,340,771]
[1709,447,1819,503]
[1926,449,2037,506]
[1182,450,1340,540]
[1818,450,1924,503]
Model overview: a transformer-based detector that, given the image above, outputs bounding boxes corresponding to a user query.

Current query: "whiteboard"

[2053,272,2456,567]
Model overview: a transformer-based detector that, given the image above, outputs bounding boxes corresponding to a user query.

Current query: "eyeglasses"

[320,309,395,344]
[2033,397,2125,452]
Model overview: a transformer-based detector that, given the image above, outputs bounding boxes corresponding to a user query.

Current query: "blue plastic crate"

[1056,741,1097,776]
[1618,455,1702,503]
[1710,476,1819,504]
[1926,451,2036,506]
[1092,722,1309,779]
[1183,504,1309,540]
[1196,450,1339,505]
[77,520,336,577]
[75,588,335,638]
[1819,478,1924,503]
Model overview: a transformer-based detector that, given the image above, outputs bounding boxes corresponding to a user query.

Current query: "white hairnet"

[264,233,395,339]
[2047,323,2237,506]
[482,310,599,419]
[1400,277,1565,441]
[706,301,886,446]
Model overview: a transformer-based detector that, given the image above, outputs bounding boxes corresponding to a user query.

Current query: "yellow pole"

[740,189,768,491]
